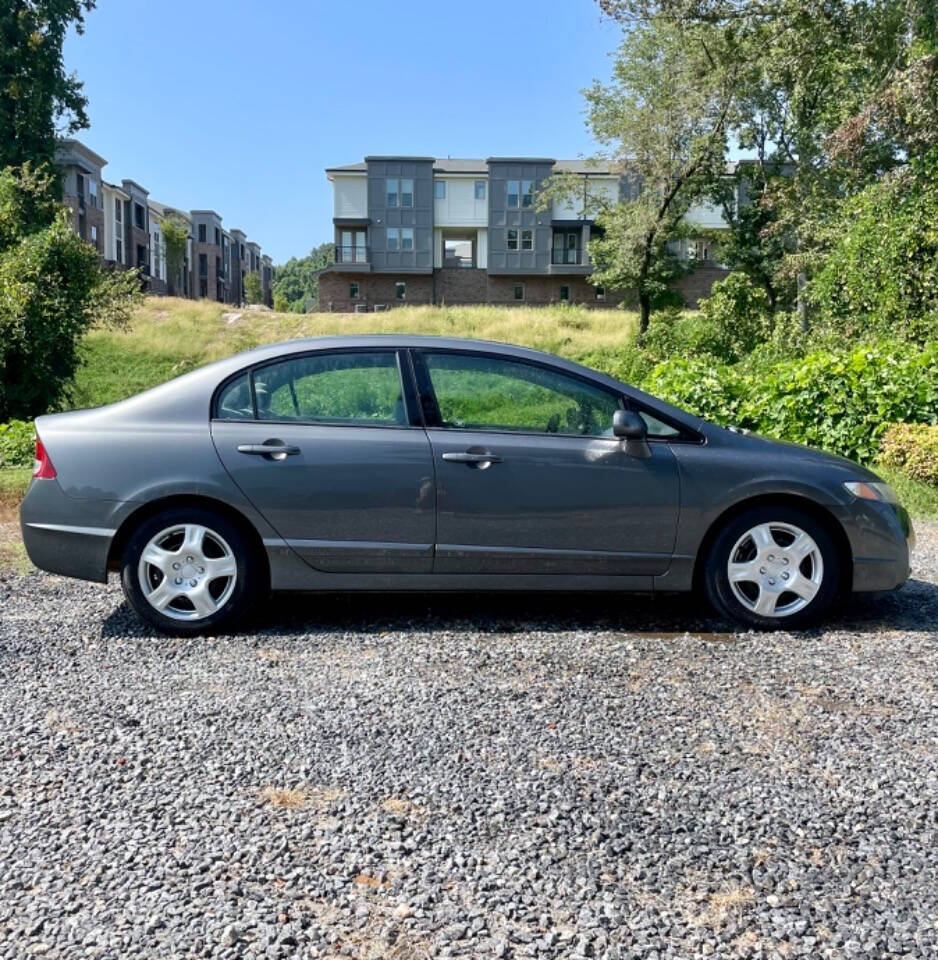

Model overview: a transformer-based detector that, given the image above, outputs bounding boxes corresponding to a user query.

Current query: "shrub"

[879,423,938,485]
[0,419,33,468]
[577,346,656,387]
[644,355,744,424]
[695,273,772,360]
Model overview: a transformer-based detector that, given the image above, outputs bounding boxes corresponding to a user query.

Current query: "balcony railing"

[551,248,583,265]
[336,245,370,264]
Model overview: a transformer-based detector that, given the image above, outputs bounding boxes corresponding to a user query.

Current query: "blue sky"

[63,0,622,264]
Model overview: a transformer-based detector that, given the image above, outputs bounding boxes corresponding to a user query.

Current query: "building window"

[349,282,360,299]
[506,229,518,251]
[89,180,98,208]
[560,285,570,302]
[91,225,98,248]
[199,278,208,298]
[387,227,399,252]
[137,244,147,269]
[434,180,446,200]
[401,178,413,207]
[114,198,122,222]
[216,255,221,277]
[521,229,534,251]
[387,178,399,207]
[199,253,207,277]
[115,238,123,262]
[474,180,486,200]
[595,285,605,301]
[198,224,206,243]
[507,179,519,208]
[134,203,145,229]
[513,283,524,301]
[400,227,414,251]
[395,282,406,300]
[214,227,221,246]
[521,180,534,207]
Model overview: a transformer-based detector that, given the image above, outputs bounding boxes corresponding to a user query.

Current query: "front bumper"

[19,478,122,583]
[848,500,913,593]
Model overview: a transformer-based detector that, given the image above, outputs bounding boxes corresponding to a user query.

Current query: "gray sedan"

[20,336,912,634]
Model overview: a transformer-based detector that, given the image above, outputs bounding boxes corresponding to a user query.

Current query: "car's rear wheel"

[120,507,260,635]
[704,505,841,630]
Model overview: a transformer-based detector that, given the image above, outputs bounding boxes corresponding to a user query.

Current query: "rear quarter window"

[215,373,253,420]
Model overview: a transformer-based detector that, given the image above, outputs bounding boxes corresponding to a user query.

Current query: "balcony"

[334,244,371,272]
[551,247,583,265]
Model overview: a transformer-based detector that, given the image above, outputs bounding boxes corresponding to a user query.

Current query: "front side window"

[252,352,406,425]
[521,180,534,207]
[507,179,519,208]
[506,229,518,251]
[387,227,399,251]
[400,227,414,251]
[401,178,414,207]
[421,353,621,436]
[474,180,486,200]
[395,282,406,300]
[387,178,399,207]
[521,229,534,251]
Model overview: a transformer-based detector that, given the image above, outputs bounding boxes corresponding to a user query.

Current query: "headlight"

[843,480,899,504]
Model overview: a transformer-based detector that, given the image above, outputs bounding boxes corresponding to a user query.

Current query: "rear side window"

[252,351,406,425]
[421,352,621,436]
[215,373,253,420]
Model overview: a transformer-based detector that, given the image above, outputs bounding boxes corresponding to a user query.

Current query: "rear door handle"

[441,451,502,465]
[237,443,300,458]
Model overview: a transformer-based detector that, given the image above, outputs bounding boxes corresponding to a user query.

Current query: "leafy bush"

[0,419,33,468]
[811,148,938,343]
[696,273,772,359]
[576,346,655,387]
[879,423,938,485]
[644,355,744,424]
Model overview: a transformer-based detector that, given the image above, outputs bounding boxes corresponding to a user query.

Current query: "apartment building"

[318,155,731,311]
[54,139,273,306]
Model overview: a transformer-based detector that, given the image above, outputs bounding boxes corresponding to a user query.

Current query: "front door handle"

[441,450,502,466]
[237,442,300,460]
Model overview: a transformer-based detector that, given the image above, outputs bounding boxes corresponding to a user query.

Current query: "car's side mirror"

[613,409,651,458]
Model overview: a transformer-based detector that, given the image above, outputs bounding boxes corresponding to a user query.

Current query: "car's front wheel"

[120,507,261,635]
[704,505,841,630]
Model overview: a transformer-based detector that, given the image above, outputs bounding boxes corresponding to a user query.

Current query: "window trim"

[400,178,414,208]
[506,229,519,251]
[387,177,399,208]
[395,281,406,300]
[349,281,360,299]
[211,347,423,430]
[474,180,486,200]
[434,180,446,200]
[513,283,525,301]
[506,179,520,208]
[521,229,534,251]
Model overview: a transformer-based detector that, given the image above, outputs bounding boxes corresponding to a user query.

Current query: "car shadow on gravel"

[98,577,938,639]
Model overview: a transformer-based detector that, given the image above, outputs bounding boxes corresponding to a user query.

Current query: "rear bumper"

[19,478,122,583]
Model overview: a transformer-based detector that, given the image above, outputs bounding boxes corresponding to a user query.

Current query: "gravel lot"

[1,526,937,960]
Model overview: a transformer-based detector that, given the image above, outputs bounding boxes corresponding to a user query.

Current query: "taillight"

[33,437,57,479]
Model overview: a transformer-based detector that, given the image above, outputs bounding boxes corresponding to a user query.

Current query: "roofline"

[121,179,149,194]
[364,155,435,163]
[486,157,556,164]
[56,138,108,169]
[191,209,223,219]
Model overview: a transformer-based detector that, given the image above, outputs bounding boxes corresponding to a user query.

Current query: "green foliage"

[0,166,141,421]
[273,292,290,313]
[160,217,189,297]
[242,272,262,305]
[810,149,938,343]
[273,242,333,313]
[0,420,34,468]
[879,423,938,486]
[645,355,744,424]
[873,464,938,519]
[0,1,96,171]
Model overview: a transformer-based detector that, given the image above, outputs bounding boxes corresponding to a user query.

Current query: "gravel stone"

[0,523,936,958]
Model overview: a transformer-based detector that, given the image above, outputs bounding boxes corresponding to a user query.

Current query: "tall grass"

[71,298,640,409]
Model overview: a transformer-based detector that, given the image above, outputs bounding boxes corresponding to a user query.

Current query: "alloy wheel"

[137,523,237,621]
[726,521,824,618]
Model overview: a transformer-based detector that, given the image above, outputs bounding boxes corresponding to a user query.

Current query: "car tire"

[704,505,842,631]
[120,506,261,636]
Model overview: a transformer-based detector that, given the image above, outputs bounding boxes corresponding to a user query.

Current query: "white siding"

[476,228,487,269]
[684,200,727,229]
[434,177,487,226]
[333,175,368,219]
[551,177,619,219]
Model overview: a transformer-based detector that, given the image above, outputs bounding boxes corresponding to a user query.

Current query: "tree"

[243,272,262,305]
[549,16,738,333]
[0,1,96,171]
[272,242,333,313]
[160,216,188,297]
[0,166,140,421]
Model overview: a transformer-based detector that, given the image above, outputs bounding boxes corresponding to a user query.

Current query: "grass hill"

[71,298,640,409]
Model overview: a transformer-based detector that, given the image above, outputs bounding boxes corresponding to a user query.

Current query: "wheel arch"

[691,493,853,594]
[107,494,271,591]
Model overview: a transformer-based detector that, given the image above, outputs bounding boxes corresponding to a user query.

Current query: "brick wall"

[319,272,434,312]
[674,265,730,308]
